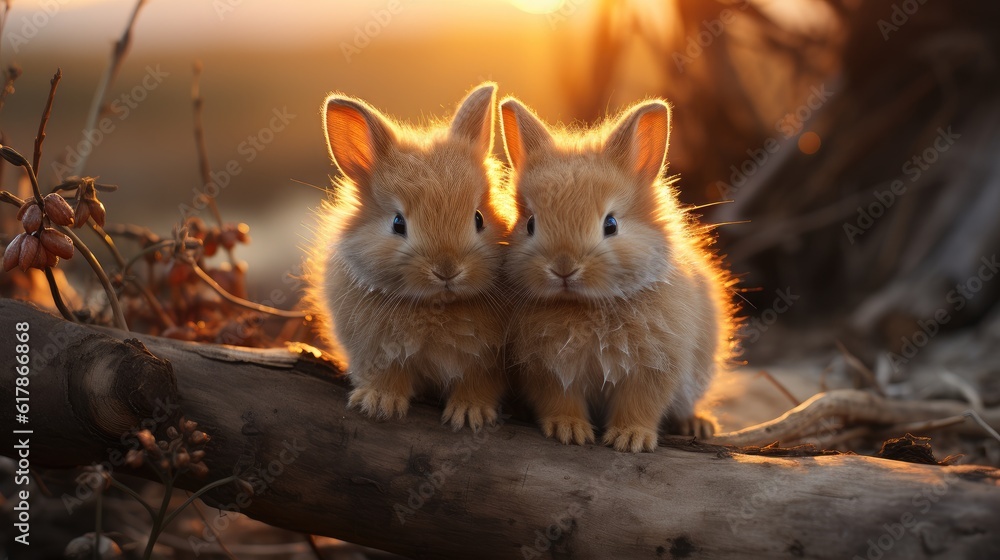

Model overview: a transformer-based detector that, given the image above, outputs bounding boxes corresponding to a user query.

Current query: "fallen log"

[2,299,999,559]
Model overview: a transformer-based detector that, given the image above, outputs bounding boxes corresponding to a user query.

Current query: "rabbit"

[498,96,737,452]
[302,83,510,432]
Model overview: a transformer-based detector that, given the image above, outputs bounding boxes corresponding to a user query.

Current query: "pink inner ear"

[501,106,525,169]
[633,110,669,182]
[328,104,376,181]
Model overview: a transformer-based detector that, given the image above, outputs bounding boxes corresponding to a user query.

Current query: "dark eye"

[392,213,407,236]
[475,210,485,232]
[603,214,618,237]
[526,215,535,236]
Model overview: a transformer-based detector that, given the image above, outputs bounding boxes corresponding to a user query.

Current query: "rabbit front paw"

[442,397,499,432]
[540,415,595,446]
[348,386,410,419]
[602,425,659,453]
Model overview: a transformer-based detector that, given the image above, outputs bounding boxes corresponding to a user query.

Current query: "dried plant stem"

[43,267,77,323]
[33,68,62,172]
[90,223,128,269]
[190,261,307,318]
[755,369,800,407]
[191,499,240,560]
[130,278,176,329]
[58,225,129,331]
[157,476,238,537]
[191,61,224,226]
[71,0,147,177]
[123,239,172,277]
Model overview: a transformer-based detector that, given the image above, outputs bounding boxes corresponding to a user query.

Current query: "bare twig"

[69,0,148,178]
[59,225,129,331]
[190,261,307,319]
[191,61,223,226]
[834,340,886,397]
[191,499,239,560]
[305,534,325,560]
[755,369,800,407]
[43,266,77,323]
[33,68,62,172]
[711,389,1000,446]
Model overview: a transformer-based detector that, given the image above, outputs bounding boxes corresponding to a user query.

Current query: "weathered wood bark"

[2,299,1000,559]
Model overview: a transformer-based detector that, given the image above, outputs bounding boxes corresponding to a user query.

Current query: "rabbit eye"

[603,214,618,237]
[392,213,407,236]
[475,210,485,232]
[526,215,535,236]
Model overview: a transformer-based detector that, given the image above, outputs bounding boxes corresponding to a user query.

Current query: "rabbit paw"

[671,414,717,439]
[540,416,595,446]
[348,386,410,419]
[603,425,659,453]
[441,397,498,432]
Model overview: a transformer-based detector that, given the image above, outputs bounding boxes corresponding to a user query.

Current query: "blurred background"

[2,0,1000,557]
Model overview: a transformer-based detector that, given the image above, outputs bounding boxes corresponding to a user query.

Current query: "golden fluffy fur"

[302,83,509,431]
[499,97,737,452]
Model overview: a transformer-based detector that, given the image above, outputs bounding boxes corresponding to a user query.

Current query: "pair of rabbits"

[304,83,736,453]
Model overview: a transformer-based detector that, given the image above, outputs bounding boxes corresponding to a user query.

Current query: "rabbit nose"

[433,261,459,281]
[549,255,579,279]
[550,267,580,280]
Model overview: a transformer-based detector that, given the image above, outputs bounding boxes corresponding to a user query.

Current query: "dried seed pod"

[135,430,157,453]
[40,228,74,259]
[188,461,209,478]
[182,419,198,434]
[88,200,107,227]
[45,250,59,268]
[3,233,24,272]
[189,449,206,462]
[0,145,28,167]
[43,193,76,227]
[73,201,92,228]
[18,234,43,272]
[21,204,42,233]
[15,199,36,220]
[174,449,190,469]
[189,430,210,446]
[166,426,179,439]
[125,449,144,468]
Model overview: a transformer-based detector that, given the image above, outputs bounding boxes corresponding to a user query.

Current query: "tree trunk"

[2,299,999,559]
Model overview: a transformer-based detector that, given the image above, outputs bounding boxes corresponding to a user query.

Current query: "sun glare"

[509,0,566,15]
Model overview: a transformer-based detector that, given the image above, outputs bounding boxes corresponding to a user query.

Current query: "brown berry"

[73,201,91,228]
[18,234,43,272]
[21,204,42,233]
[88,200,107,227]
[39,228,74,259]
[3,233,24,272]
[43,193,75,227]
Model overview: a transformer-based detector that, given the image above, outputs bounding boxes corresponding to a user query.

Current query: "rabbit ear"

[450,82,497,160]
[500,97,554,171]
[324,95,395,186]
[603,100,671,186]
